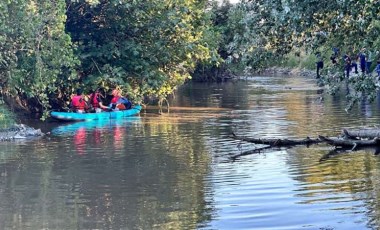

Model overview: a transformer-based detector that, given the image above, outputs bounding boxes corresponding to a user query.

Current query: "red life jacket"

[90,93,100,108]
[72,95,86,110]
[111,96,120,104]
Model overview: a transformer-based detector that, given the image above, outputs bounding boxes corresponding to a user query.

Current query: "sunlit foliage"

[225,0,380,107]
[66,0,213,104]
[0,0,214,118]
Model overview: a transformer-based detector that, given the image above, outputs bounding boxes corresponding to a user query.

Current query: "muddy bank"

[0,124,44,141]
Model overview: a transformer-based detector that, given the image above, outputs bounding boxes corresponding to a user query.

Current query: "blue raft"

[51,116,141,135]
[51,105,142,121]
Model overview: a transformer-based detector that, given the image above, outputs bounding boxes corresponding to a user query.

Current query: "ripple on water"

[4,76,380,229]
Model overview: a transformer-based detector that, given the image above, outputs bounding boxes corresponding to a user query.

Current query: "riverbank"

[0,104,16,129]
[0,124,44,141]
[0,104,45,140]
[250,67,317,78]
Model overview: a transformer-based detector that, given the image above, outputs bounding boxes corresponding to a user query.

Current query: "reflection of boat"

[51,116,141,135]
[51,105,142,121]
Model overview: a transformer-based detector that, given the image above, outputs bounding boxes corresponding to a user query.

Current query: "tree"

[226,0,380,108]
[66,0,214,105]
[0,0,78,118]
[0,0,216,118]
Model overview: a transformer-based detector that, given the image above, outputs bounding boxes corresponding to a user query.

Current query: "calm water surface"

[2,75,380,230]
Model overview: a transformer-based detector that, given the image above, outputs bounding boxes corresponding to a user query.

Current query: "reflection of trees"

[287,147,380,229]
[0,119,212,229]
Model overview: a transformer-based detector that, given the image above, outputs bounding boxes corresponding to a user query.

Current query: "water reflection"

[0,112,213,229]
[52,116,142,155]
[3,76,380,229]
[51,116,141,135]
[74,127,86,155]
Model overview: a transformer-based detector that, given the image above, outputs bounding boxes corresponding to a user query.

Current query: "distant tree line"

[1,0,380,118]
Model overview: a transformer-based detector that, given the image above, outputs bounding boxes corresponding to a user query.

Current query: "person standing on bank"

[359,48,366,74]
[330,47,339,65]
[316,52,324,78]
[351,51,358,74]
[366,49,374,74]
[344,54,352,78]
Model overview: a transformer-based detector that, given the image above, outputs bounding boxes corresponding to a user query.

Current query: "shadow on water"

[50,115,142,136]
[319,146,380,162]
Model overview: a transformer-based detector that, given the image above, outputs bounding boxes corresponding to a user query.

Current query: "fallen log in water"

[318,135,380,150]
[230,129,380,159]
[342,128,380,139]
[231,133,321,146]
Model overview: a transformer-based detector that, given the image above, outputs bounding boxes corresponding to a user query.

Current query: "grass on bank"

[0,100,16,129]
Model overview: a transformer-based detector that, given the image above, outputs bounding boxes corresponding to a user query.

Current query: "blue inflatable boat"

[51,105,142,121]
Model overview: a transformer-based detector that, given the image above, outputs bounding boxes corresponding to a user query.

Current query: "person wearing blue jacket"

[359,48,366,74]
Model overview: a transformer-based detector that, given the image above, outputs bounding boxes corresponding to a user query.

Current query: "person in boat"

[88,88,107,113]
[70,89,88,113]
[107,89,132,111]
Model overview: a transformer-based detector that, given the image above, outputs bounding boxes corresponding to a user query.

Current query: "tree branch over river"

[230,128,380,159]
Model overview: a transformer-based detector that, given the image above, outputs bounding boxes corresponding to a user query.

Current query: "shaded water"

[2,75,380,229]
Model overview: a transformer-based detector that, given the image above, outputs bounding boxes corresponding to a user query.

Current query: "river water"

[1,75,380,230]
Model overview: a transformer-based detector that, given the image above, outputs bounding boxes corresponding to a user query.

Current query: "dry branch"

[342,128,380,139]
[230,145,272,160]
[318,135,380,150]
[231,133,321,147]
[230,128,380,159]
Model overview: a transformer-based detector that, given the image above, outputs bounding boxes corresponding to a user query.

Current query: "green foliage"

[225,0,380,109]
[191,0,232,81]
[346,75,379,110]
[66,0,213,102]
[0,0,79,119]
[280,50,322,70]
[226,0,380,67]
[0,105,15,129]
[6,0,380,116]
[0,0,215,118]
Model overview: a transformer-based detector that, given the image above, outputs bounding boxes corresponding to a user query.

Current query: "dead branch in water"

[230,128,380,159]
[231,132,321,147]
[342,128,380,139]
[318,135,380,150]
[230,145,272,160]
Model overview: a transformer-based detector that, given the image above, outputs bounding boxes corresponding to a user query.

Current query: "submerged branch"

[319,135,380,150]
[230,145,272,160]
